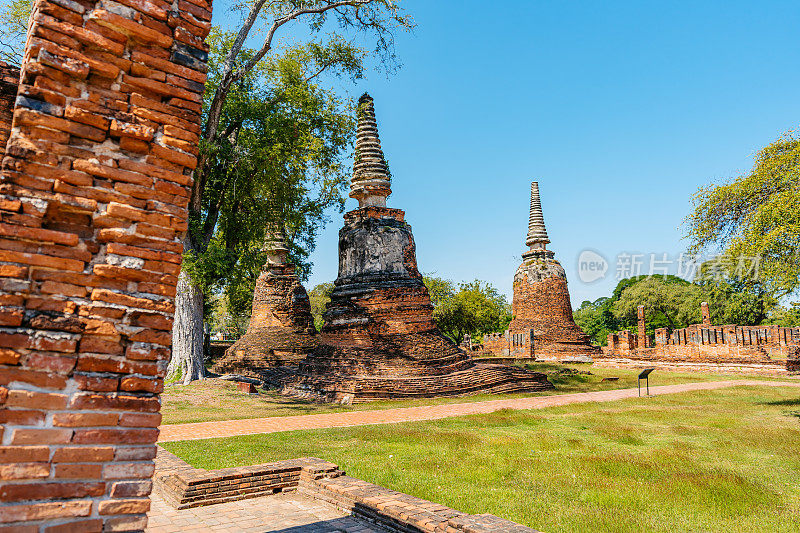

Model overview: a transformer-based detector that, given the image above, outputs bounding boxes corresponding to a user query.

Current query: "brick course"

[0,0,211,530]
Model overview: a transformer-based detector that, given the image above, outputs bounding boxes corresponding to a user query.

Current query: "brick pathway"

[158,379,800,442]
[146,491,387,533]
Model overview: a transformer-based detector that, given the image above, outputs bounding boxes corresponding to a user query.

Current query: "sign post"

[638,368,655,397]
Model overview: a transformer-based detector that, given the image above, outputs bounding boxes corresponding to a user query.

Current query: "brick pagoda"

[211,222,316,377]
[283,94,552,402]
[491,182,599,361]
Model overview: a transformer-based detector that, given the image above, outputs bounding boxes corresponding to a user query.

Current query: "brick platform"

[153,448,540,533]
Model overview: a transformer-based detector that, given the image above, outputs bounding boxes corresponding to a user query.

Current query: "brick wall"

[0,0,211,530]
[601,320,800,371]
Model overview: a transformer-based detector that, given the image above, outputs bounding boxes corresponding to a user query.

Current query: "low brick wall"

[154,448,540,532]
[153,448,340,508]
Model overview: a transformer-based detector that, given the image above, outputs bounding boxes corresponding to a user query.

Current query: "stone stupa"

[506,182,599,361]
[212,219,317,378]
[283,94,553,403]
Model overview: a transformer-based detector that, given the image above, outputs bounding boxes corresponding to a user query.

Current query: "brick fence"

[0,0,211,531]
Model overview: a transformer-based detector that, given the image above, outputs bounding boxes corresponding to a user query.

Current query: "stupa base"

[281,362,553,404]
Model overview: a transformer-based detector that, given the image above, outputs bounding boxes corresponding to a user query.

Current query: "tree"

[573,297,617,346]
[423,275,455,308]
[170,1,412,384]
[169,31,362,382]
[424,277,511,344]
[685,130,800,299]
[0,0,28,64]
[613,276,703,331]
[308,282,334,331]
[694,263,775,326]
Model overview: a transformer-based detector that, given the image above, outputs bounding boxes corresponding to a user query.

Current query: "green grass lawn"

[159,363,776,425]
[163,385,800,532]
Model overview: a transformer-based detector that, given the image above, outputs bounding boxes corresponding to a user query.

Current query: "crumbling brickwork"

[212,261,316,377]
[600,303,800,374]
[483,182,598,362]
[284,95,552,403]
[0,0,211,530]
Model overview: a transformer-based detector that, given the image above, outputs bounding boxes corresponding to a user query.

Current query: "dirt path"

[157,379,800,442]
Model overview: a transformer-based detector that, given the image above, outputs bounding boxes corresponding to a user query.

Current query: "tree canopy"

[423,276,511,344]
[685,130,800,298]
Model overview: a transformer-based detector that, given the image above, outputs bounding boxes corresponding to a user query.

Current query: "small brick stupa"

[283,94,552,402]
[212,222,317,377]
[507,182,599,361]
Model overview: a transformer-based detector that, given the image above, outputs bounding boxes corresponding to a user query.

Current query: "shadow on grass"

[761,398,800,406]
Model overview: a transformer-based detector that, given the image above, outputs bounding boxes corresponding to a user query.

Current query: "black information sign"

[638,368,655,397]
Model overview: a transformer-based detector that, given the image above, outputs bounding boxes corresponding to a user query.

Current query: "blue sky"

[222,1,800,306]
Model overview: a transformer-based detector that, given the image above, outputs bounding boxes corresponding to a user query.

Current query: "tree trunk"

[167,268,206,385]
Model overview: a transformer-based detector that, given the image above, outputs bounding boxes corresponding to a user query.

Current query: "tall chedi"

[506,182,599,361]
[212,214,317,378]
[284,94,552,403]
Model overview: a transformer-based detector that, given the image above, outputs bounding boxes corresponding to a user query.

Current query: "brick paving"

[158,379,800,442]
[146,491,387,533]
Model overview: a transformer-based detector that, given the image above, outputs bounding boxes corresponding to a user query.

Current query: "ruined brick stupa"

[283,94,552,402]
[212,222,317,377]
[505,182,599,361]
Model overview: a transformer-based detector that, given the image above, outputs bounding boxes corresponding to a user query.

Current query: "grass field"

[162,385,800,532]
[159,363,770,425]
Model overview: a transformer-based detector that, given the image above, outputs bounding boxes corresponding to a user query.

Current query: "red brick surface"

[0,0,211,530]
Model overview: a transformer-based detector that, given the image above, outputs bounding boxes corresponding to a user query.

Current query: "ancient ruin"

[283,94,552,403]
[211,222,316,378]
[0,0,211,530]
[599,301,800,374]
[482,182,599,362]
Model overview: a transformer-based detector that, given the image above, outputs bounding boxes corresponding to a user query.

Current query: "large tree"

[169,1,412,383]
[424,277,512,344]
[613,276,702,331]
[685,130,800,299]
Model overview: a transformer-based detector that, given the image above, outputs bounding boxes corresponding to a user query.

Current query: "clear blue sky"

[223,1,800,306]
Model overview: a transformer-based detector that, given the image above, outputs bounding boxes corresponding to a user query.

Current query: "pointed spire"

[525,181,550,249]
[350,93,391,207]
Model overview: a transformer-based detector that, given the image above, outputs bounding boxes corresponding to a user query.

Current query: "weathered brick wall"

[0,0,211,530]
[506,274,598,360]
[212,262,317,376]
[601,320,800,368]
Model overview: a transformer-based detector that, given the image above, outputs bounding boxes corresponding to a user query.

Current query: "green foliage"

[768,303,800,327]
[573,297,617,346]
[308,282,334,331]
[424,276,511,343]
[207,293,250,338]
[694,265,775,326]
[613,277,703,331]
[0,0,29,64]
[686,130,800,298]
